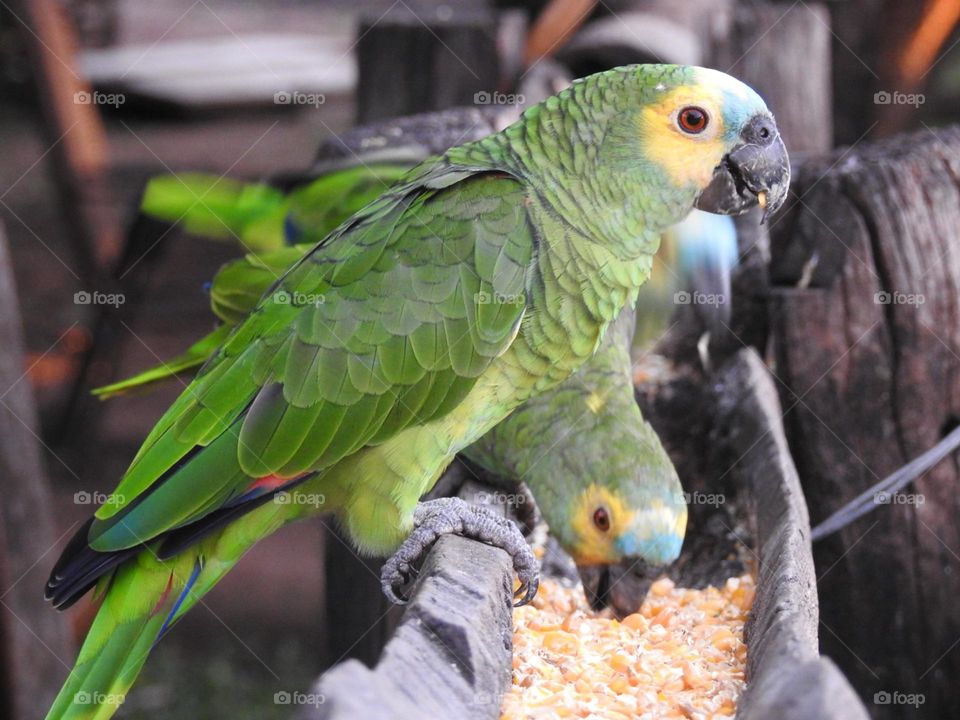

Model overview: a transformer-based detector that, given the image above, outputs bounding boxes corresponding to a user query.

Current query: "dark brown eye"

[678,106,708,134]
[593,507,611,532]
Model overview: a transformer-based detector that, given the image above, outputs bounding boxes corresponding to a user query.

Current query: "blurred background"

[0,0,958,718]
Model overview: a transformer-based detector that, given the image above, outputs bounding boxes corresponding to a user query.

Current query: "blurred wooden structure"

[0,221,73,720]
[10,0,121,275]
[355,2,500,124]
[710,1,832,155]
[769,126,960,719]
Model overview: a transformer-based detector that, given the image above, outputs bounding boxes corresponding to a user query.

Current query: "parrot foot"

[381,497,540,607]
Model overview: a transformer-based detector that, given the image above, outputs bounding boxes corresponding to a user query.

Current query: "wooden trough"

[295,348,869,720]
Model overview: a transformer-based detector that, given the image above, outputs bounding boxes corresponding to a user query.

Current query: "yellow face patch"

[638,83,728,189]
[569,484,636,564]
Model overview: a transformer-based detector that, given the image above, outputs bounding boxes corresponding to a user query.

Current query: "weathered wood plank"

[710,1,833,155]
[769,125,960,719]
[712,350,868,720]
[0,221,74,719]
[355,2,500,124]
[304,534,513,720]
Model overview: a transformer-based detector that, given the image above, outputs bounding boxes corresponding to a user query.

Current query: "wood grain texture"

[305,534,512,720]
[769,125,960,719]
[710,1,833,155]
[713,350,868,720]
[0,221,73,719]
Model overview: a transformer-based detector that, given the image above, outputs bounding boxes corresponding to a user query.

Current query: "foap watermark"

[74,691,125,707]
[471,693,497,707]
[75,290,125,307]
[74,490,125,507]
[474,290,523,305]
[474,90,525,106]
[873,91,924,108]
[274,491,326,508]
[874,491,924,506]
[874,690,925,708]
[477,490,527,505]
[274,691,326,707]
[683,490,725,507]
[274,290,326,306]
[273,91,326,108]
[874,291,925,306]
[674,290,727,307]
[74,90,125,107]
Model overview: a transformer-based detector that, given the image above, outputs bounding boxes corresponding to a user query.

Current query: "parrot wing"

[96,164,414,398]
[69,162,535,562]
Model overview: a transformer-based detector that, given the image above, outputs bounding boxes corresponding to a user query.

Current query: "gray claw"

[380,497,541,606]
[514,575,539,607]
[380,555,414,604]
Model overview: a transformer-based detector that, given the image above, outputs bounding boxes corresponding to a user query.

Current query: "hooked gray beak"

[695,113,790,222]
[578,560,661,616]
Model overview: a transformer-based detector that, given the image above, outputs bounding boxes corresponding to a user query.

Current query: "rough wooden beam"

[712,349,868,720]
[769,125,960,719]
[0,221,73,719]
[304,534,513,720]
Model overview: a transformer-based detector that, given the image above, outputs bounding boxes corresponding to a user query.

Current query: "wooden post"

[322,526,401,669]
[714,351,869,720]
[709,1,833,155]
[768,126,960,719]
[0,221,73,719]
[10,0,121,275]
[355,2,500,124]
[700,1,833,362]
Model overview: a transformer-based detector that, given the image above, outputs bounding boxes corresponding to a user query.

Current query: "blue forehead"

[719,84,770,141]
[615,531,683,565]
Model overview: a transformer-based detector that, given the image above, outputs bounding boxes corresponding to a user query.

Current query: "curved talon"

[513,576,539,607]
[380,557,415,605]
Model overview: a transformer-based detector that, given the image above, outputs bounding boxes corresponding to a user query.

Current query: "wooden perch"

[302,534,513,720]
[712,350,868,720]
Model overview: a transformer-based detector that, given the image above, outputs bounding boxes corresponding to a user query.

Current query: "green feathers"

[93,164,532,545]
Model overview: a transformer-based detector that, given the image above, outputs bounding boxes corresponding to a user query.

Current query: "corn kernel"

[500,573,754,719]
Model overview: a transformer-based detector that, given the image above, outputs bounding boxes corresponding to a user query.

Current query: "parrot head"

[632,65,790,222]
[562,433,688,613]
[549,64,790,231]
[560,419,687,570]
[528,397,688,611]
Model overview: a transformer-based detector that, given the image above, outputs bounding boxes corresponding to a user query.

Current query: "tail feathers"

[46,501,292,720]
[140,173,287,252]
[91,325,231,400]
[44,552,189,720]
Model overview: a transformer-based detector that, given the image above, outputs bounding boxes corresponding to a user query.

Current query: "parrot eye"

[677,106,709,134]
[593,507,611,532]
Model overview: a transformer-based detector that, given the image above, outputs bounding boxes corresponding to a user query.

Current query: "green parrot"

[102,108,691,606]
[45,64,788,720]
